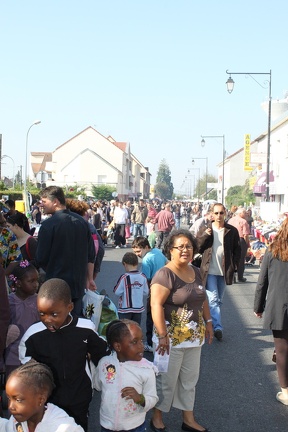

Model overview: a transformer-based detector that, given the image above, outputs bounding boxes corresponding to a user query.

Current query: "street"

[88,241,288,432]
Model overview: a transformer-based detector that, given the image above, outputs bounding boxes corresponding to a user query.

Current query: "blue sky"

[1,1,287,195]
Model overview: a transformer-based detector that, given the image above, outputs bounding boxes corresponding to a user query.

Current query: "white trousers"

[155,346,202,412]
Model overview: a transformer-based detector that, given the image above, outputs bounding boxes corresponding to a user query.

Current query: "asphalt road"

[88,238,288,432]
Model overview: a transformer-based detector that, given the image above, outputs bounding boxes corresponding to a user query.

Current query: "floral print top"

[0,228,22,268]
[151,266,207,348]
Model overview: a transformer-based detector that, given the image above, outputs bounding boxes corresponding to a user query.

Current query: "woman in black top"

[254,218,288,405]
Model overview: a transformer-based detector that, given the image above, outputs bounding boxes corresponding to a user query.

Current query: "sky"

[1,0,287,196]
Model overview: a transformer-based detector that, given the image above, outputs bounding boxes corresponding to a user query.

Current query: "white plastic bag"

[82,290,105,331]
[153,350,170,373]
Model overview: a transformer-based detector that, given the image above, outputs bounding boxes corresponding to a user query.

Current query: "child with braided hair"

[5,261,39,376]
[94,319,158,432]
[1,360,84,431]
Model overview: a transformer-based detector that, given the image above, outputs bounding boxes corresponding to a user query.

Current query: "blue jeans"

[175,218,181,229]
[101,421,146,432]
[133,223,144,238]
[206,274,226,331]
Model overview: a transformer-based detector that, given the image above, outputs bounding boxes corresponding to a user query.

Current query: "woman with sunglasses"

[150,229,213,432]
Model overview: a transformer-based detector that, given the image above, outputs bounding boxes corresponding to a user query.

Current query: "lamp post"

[201,135,225,203]
[226,69,272,202]
[1,155,15,188]
[191,157,208,197]
[24,121,41,213]
[188,168,200,200]
[184,174,194,199]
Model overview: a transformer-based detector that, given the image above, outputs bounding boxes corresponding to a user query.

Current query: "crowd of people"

[0,188,287,432]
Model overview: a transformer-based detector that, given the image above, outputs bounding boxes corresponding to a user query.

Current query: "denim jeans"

[101,421,146,432]
[133,223,145,238]
[175,218,181,229]
[206,274,226,331]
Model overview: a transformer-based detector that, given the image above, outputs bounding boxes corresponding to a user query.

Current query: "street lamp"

[192,157,208,197]
[201,135,225,203]
[226,69,272,202]
[1,155,15,188]
[184,174,194,199]
[188,168,200,200]
[24,121,41,213]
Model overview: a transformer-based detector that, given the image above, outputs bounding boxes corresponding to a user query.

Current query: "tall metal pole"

[201,136,225,203]
[24,121,41,213]
[266,72,272,201]
[191,157,208,198]
[226,70,272,201]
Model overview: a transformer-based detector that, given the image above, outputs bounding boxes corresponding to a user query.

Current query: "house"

[30,127,151,201]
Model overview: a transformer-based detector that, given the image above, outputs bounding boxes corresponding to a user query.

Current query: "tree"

[155,159,174,200]
[91,184,117,201]
[195,174,217,201]
[225,179,256,208]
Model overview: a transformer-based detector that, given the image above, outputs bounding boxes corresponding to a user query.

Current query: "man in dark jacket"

[36,186,96,316]
[196,203,241,341]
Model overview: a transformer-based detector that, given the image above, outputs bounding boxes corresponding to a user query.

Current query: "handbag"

[192,253,202,268]
[82,290,105,331]
[98,296,118,337]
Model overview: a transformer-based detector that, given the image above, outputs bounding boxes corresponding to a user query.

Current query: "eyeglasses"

[214,211,224,215]
[172,245,193,251]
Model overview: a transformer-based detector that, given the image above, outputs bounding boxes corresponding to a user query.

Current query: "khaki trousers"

[155,346,202,412]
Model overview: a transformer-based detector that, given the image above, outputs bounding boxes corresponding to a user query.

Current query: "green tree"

[155,159,174,200]
[195,174,217,200]
[91,184,117,201]
[0,181,7,190]
[225,179,256,208]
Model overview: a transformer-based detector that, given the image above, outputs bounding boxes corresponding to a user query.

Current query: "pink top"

[155,210,175,232]
[228,215,250,238]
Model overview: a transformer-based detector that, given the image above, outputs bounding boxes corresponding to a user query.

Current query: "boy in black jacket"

[19,278,108,431]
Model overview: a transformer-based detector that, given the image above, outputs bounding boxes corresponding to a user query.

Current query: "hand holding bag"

[82,290,105,331]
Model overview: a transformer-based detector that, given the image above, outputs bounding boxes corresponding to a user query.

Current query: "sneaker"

[276,391,288,405]
[115,245,120,249]
[123,244,127,248]
[214,329,223,341]
[144,344,153,353]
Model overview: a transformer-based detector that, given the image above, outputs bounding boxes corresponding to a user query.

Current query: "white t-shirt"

[208,225,224,276]
[113,207,128,224]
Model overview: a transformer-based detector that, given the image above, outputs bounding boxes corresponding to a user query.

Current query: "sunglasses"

[214,211,224,215]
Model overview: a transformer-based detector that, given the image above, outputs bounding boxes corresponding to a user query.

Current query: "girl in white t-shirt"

[94,319,158,432]
[2,361,84,432]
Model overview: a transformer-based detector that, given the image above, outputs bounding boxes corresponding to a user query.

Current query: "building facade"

[218,111,288,213]
[30,126,151,201]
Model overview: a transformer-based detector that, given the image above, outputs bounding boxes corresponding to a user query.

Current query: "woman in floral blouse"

[150,229,213,432]
[0,212,22,274]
